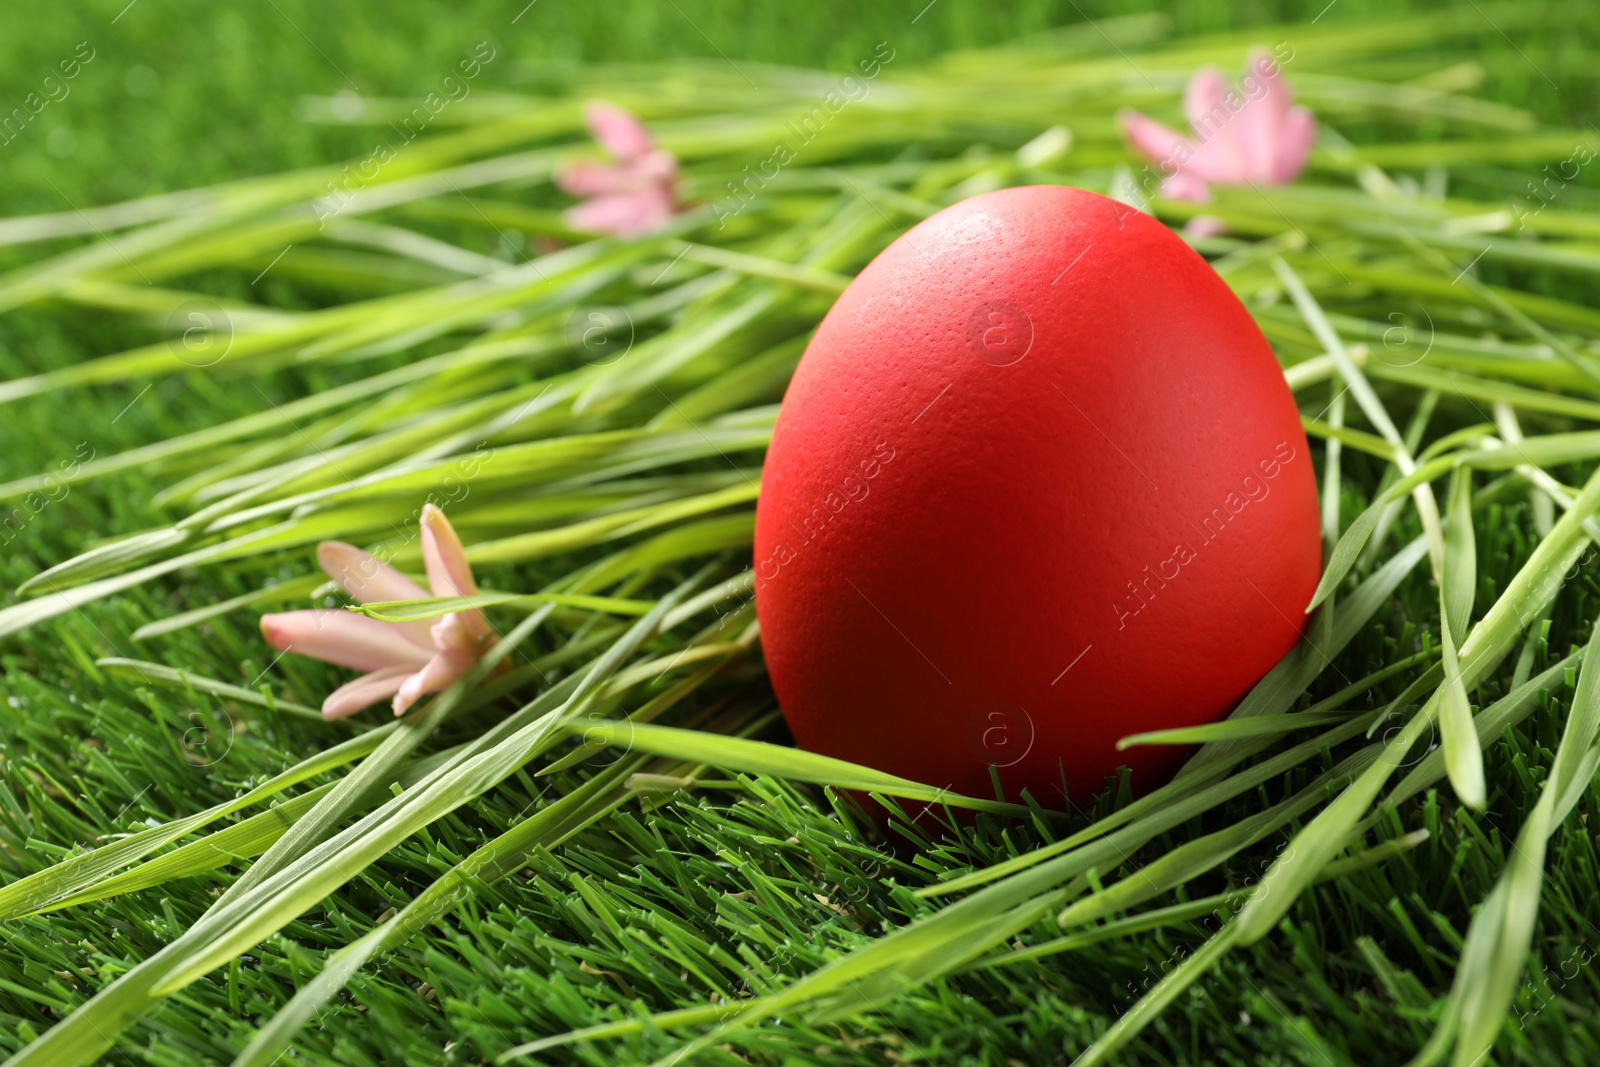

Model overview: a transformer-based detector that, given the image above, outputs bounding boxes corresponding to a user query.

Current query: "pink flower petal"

[1118,109,1193,169]
[1159,172,1214,203]
[585,102,656,162]
[315,541,435,651]
[1226,52,1286,180]
[421,504,478,599]
[1273,108,1317,183]
[633,149,679,184]
[420,504,492,642]
[1246,52,1293,130]
[557,156,678,199]
[565,190,677,238]
[259,610,431,673]
[556,161,641,198]
[431,612,477,653]
[1185,64,1257,182]
[1188,121,1269,184]
[322,664,413,720]
[316,542,428,604]
[392,644,479,716]
[1182,68,1233,146]
[1184,215,1229,239]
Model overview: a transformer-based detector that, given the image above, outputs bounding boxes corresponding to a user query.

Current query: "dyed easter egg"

[753,185,1320,811]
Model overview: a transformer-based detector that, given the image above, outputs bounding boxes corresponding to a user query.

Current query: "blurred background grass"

[2,0,1597,216]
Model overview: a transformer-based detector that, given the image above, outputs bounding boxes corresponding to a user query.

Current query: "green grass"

[4,2,1600,1065]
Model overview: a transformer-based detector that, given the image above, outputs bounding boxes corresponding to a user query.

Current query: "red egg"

[753,185,1321,811]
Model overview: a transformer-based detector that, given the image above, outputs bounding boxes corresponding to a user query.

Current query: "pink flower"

[1119,51,1315,203]
[1184,215,1230,239]
[555,102,681,237]
[260,504,497,720]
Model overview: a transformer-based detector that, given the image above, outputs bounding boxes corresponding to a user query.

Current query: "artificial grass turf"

[4,2,1600,1065]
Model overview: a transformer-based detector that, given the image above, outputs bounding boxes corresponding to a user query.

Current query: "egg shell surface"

[753,184,1321,808]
